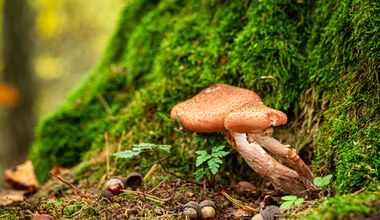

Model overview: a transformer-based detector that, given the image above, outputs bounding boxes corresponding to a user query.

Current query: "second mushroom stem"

[247,133,315,187]
[226,132,310,197]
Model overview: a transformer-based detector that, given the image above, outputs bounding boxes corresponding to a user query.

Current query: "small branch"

[49,172,96,199]
[105,133,110,179]
[220,190,257,213]
[152,149,203,186]
[141,155,171,171]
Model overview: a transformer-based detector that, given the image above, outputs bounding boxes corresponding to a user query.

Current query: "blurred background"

[0,0,125,185]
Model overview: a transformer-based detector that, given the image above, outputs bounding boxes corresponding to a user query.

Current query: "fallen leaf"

[0,189,25,206]
[232,208,249,217]
[4,160,39,193]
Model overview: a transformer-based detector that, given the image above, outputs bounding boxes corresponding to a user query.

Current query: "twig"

[111,130,126,175]
[152,149,203,186]
[220,190,257,213]
[352,187,366,196]
[105,133,110,179]
[148,179,167,194]
[49,172,96,199]
[122,189,170,203]
[144,164,159,182]
[141,155,171,171]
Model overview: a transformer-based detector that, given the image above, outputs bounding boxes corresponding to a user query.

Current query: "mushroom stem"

[226,132,309,196]
[247,133,314,187]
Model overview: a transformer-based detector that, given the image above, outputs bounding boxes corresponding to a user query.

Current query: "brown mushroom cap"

[170,84,261,133]
[224,101,287,133]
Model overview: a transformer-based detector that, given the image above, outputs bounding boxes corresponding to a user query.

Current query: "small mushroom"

[125,172,142,189]
[183,201,201,219]
[199,200,217,219]
[104,176,126,195]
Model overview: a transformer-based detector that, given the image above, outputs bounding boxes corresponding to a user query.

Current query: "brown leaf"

[232,208,249,217]
[4,160,39,193]
[0,189,25,206]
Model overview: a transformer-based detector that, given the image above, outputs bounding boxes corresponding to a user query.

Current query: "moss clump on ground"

[30,0,379,203]
[303,192,380,219]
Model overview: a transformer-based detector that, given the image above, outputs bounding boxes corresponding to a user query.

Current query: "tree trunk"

[0,0,36,177]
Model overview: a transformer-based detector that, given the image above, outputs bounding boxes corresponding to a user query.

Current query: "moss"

[302,192,380,219]
[30,0,379,198]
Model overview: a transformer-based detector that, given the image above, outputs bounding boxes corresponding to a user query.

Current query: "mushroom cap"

[224,101,287,133]
[170,84,261,133]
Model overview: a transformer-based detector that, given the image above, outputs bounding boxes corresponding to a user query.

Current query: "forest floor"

[0,164,321,219]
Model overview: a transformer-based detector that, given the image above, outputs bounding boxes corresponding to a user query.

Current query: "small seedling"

[113,143,171,159]
[194,145,229,185]
[313,174,333,187]
[280,195,305,210]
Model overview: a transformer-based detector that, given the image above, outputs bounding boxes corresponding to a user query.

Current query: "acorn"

[263,205,281,217]
[125,172,142,189]
[183,201,201,219]
[251,214,264,220]
[99,189,114,201]
[258,209,274,220]
[104,176,126,195]
[199,200,217,219]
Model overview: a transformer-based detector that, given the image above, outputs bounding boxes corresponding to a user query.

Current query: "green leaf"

[208,158,222,175]
[195,150,211,167]
[211,150,229,158]
[294,198,304,205]
[132,143,155,151]
[211,145,226,153]
[281,195,297,201]
[157,145,171,152]
[313,177,323,186]
[320,174,333,186]
[113,150,141,159]
[280,200,294,210]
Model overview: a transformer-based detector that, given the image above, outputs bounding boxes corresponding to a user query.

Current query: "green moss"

[302,192,380,219]
[30,0,379,198]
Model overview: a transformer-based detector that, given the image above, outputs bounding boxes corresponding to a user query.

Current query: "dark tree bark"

[1,0,36,170]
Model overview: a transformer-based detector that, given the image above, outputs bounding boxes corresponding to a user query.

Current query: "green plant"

[313,174,333,187]
[113,143,171,159]
[194,145,229,186]
[280,195,305,210]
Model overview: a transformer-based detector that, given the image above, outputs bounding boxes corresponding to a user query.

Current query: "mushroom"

[183,201,201,219]
[199,200,217,219]
[170,84,314,196]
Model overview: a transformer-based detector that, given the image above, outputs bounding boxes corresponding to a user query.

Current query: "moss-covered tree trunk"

[30,0,379,196]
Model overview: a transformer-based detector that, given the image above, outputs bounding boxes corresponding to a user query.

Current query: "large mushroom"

[170,84,314,196]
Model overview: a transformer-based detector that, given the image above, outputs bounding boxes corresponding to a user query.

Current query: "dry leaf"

[0,189,25,206]
[4,160,39,193]
[233,208,249,217]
